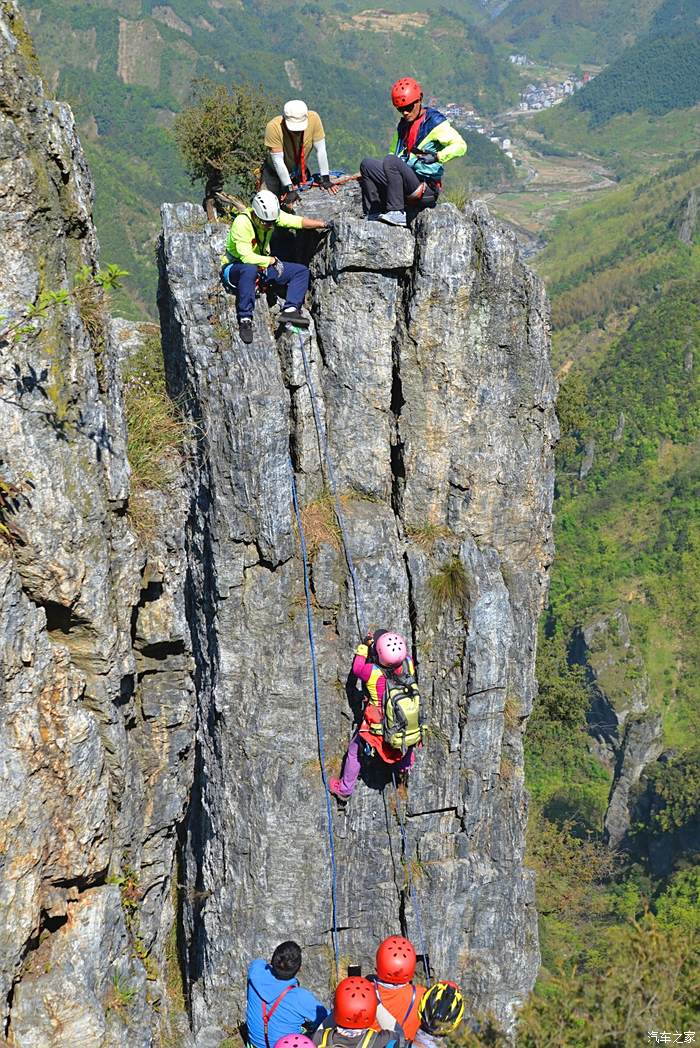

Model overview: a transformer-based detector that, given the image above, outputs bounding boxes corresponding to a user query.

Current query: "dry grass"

[407,521,453,553]
[297,490,341,558]
[402,856,429,890]
[503,692,521,730]
[124,331,188,534]
[499,754,516,783]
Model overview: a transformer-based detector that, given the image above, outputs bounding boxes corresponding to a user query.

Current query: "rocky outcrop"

[0,6,194,1043]
[158,189,557,1043]
[574,609,664,848]
[604,714,663,848]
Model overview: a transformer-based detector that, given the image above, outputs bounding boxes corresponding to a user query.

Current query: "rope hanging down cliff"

[293,330,431,982]
[290,463,340,979]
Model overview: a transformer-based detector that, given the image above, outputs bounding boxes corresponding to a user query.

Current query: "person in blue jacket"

[246,941,329,1048]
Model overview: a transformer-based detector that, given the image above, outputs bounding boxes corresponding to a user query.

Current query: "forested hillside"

[518,152,700,1040]
[488,0,664,64]
[23,0,520,315]
[531,0,700,176]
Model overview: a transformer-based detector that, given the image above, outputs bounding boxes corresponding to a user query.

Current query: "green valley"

[23,0,521,316]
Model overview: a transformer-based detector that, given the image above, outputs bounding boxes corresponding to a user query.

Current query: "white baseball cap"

[283,99,309,131]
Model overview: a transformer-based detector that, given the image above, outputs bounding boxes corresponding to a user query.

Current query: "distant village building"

[518,70,590,111]
[502,138,511,150]
[509,53,528,66]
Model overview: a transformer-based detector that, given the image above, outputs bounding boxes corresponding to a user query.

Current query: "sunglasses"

[397,101,419,114]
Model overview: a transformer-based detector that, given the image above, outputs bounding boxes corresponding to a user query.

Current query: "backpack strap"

[400,987,416,1026]
[360,1031,377,1048]
[320,1028,333,1048]
[262,984,295,1048]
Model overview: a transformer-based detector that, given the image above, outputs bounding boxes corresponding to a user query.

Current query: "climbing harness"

[290,327,432,985]
[290,457,340,979]
[370,979,417,1025]
[262,984,295,1048]
[318,1028,378,1048]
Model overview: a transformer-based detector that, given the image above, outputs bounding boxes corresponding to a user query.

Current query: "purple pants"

[338,733,415,796]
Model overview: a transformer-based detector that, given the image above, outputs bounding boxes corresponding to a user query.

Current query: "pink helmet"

[274,1037,315,1048]
[374,630,407,668]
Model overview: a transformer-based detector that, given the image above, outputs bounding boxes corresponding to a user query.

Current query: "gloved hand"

[411,148,435,160]
[318,174,337,194]
[284,186,300,205]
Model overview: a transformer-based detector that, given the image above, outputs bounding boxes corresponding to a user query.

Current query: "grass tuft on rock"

[124,329,187,532]
[428,557,469,609]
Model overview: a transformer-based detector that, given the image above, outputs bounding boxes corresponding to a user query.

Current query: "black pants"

[359,155,438,214]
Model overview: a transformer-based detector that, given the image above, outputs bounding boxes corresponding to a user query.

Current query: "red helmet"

[391,78,422,108]
[334,977,378,1029]
[376,936,416,984]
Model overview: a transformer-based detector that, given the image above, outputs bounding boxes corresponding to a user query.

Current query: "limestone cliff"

[1,4,194,1044]
[159,191,556,1044]
[0,3,557,1044]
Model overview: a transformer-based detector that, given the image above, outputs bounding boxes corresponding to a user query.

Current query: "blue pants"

[221,261,310,319]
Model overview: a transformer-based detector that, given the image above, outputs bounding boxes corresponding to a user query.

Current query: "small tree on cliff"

[173,79,275,218]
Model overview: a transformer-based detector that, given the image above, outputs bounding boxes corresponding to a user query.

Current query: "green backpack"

[380,660,426,752]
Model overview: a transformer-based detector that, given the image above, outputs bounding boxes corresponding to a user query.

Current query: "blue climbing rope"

[296,332,367,638]
[291,328,431,983]
[290,462,340,979]
[392,773,432,986]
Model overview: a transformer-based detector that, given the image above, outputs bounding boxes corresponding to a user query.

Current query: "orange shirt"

[370,982,426,1039]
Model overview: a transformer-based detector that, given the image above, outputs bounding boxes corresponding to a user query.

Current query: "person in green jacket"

[220,190,327,344]
[359,78,466,227]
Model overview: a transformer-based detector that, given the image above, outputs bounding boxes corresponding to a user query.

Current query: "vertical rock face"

[159,195,557,1043]
[2,4,557,1041]
[0,5,194,1043]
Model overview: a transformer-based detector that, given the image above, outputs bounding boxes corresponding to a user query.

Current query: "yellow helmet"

[418,981,465,1036]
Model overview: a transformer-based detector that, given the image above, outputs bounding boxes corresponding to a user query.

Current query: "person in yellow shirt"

[220,190,327,344]
[262,100,332,203]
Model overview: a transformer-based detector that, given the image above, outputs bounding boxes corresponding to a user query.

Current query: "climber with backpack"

[359,78,466,226]
[329,629,425,802]
[313,977,399,1048]
[220,190,328,344]
[246,941,329,1048]
[368,937,426,1039]
[411,981,465,1048]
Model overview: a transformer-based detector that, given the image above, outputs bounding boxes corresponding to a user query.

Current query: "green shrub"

[518,915,699,1046]
[173,79,276,199]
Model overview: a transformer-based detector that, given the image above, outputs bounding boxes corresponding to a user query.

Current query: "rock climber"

[329,629,424,802]
[313,976,399,1048]
[368,937,426,1039]
[220,189,327,344]
[262,100,335,203]
[359,78,466,226]
[246,940,329,1048]
[411,981,465,1048]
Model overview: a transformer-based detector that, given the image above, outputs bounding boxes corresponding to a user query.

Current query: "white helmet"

[251,190,280,222]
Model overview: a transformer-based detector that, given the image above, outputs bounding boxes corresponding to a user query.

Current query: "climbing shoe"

[329,778,351,803]
[281,306,310,328]
[238,317,253,344]
[378,210,407,227]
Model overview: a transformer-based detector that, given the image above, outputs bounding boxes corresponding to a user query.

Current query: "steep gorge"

[0,4,557,1045]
